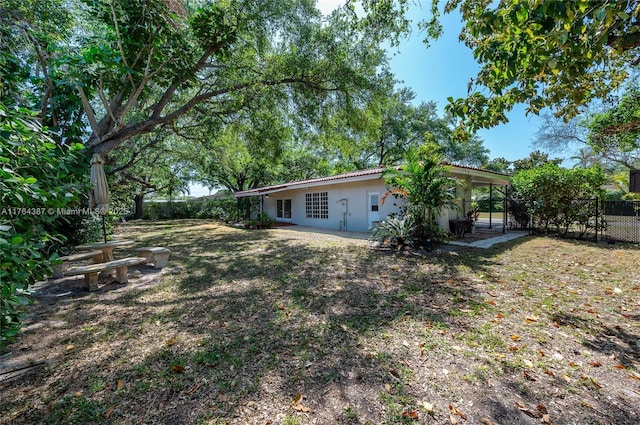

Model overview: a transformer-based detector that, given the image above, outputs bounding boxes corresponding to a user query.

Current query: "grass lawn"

[1,219,639,425]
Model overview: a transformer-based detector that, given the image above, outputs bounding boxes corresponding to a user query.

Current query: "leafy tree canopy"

[5,0,401,157]
[360,0,640,133]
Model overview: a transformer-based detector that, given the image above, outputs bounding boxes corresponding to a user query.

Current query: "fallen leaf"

[590,377,602,388]
[117,379,124,390]
[581,401,593,409]
[523,371,537,381]
[480,419,499,425]
[292,403,311,413]
[588,361,602,367]
[544,369,555,377]
[486,300,496,306]
[171,364,186,373]
[66,344,74,351]
[542,413,551,424]
[165,339,176,346]
[420,401,434,413]
[73,391,83,397]
[104,406,115,419]
[536,405,548,414]
[265,421,273,425]
[401,410,419,419]
[514,401,540,418]
[185,383,200,395]
[510,335,520,341]
[449,414,458,424]
[292,393,302,405]
[562,374,572,383]
[569,361,579,367]
[449,404,467,420]
[384,383,391,391]
[525,315,538,323]
[496,313,504,319]
[615,364,626,369]
[523,359,534,368]
[509,345,519,352]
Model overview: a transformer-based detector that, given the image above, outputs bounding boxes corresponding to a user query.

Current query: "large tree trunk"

[134,193,144,219]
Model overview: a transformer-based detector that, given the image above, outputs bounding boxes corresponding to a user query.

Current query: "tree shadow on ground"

[2,221,639,425]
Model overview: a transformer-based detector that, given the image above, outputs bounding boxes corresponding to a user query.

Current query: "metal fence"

[601,200,640,243]
[506,199,640,244]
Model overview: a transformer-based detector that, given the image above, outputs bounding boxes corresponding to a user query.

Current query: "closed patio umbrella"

[89,153,110,243]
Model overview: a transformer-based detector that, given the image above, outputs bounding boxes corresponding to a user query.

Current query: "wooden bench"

[65,257,148,291]
[135,247,171,269]
[52,250,104,278]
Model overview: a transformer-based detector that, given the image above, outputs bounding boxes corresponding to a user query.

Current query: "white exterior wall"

[256,169,499,234]
[263,179,402,232]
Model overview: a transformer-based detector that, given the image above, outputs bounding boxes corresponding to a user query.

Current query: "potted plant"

[243,219,251,229]
[258,212,273,229]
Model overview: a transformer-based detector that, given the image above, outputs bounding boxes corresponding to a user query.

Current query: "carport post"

[489,183,493,229]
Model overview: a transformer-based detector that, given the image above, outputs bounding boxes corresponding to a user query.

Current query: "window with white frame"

[305,192,328,219]
[276,199,292,218]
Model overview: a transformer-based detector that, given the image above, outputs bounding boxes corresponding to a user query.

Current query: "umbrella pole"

[102,215,107,243]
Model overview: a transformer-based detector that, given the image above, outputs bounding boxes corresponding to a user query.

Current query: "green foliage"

[371,215,416,247]
[588,84,640,170]
[142,197,237,221]
[0,105,85,351]
[382,144,458,244]
[512,150,563,174]
[511,163,606,237]
[415,0,640,132]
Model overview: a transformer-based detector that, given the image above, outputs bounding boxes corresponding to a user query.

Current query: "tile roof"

[233,163,510,197]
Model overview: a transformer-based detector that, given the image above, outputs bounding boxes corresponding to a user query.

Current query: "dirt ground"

[1,220,639,425]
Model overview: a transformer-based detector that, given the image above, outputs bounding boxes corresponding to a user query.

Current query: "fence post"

[594,198,598,242]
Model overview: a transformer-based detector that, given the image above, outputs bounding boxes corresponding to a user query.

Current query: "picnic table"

[74,240,135,262]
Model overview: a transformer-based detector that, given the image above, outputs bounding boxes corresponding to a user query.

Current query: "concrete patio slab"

[447,231,528,249]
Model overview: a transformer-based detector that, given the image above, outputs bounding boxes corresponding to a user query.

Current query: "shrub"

[142,197,238,221]
[511,164,605,237]
[371,215,415,247]
[0,105,85,352]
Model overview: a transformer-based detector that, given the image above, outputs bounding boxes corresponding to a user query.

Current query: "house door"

[368,192,380,230]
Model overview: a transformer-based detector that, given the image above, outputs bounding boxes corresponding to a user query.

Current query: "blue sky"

[383,4,544,162]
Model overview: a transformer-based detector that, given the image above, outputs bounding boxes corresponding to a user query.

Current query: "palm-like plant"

[382,143,459,243]
[371,215,415,247]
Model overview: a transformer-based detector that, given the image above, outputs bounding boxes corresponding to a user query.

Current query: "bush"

[142,197,238,221]
[371,215,415,247]
[511,164,606,237]
[0,105,85,352]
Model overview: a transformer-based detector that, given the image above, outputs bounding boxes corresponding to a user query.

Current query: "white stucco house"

[233,164,511,233]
